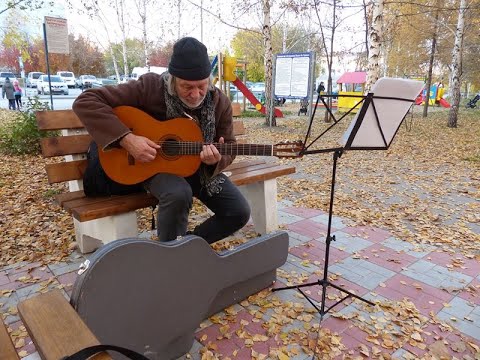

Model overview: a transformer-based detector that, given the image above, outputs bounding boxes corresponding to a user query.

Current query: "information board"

[274,52,313,99]
[44,16,69,54]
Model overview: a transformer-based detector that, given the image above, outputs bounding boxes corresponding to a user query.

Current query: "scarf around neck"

[163,75,225,196]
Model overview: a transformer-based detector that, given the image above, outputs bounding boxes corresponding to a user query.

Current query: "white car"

[37,75,69,95]
[76,75,98,89]
[0,72,17,87]
[57,71,76,88]
[26,72,45,88]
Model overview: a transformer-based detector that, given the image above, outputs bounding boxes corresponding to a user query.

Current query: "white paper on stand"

[340,77,424,149]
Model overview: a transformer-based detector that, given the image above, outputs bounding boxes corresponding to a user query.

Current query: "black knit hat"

[168,37,211,81]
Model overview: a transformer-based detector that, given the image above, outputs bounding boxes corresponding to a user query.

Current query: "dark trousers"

[144,171,251,244]
[8,99,16,110]
[15,95,22,109]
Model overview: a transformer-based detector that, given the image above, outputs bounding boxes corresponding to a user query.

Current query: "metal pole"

[269,54,277,127]
[42,22,54,110]
[200,0,203,42]
[307,52,315,119]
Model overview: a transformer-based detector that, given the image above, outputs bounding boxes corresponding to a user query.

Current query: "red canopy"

[336,71,367,84]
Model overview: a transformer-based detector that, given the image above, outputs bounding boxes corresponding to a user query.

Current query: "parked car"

[0,72,17,87]
[76,75,98,89]
[26,72,45,88]
[37,75,69,95]
[250,82,265,100]
[57,71,76,88]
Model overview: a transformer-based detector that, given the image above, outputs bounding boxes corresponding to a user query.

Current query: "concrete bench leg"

[73,212,139,253]
[239,179,278,235]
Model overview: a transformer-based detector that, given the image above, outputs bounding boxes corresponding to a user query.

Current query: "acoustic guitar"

[98,106,303,185]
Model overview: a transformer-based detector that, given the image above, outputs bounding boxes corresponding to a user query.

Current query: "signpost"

[273,52,315,118]
[44,17,69,54]
[43,16,69,110]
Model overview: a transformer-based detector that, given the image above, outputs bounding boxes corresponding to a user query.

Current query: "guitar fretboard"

[159,141,274,156]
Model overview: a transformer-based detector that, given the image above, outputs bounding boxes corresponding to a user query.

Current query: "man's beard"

[179,94,205,109]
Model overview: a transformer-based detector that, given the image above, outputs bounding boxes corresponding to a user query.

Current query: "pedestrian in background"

[13,80,23,110]
[2,77,16,110]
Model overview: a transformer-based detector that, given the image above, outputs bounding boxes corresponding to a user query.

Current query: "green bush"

[0,97,50,155]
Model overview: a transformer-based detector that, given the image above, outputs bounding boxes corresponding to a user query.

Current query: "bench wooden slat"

[227,162,284,177]
[17,290,111,360]
[36,110,84,131]
[0,321,19,360]
[45,160,87,184]
[224,159,266,171]
[55,190,87,206]
[41,134,92,157]
[229,164,296,186]
[62,191,155,213]
[68,193,158,222]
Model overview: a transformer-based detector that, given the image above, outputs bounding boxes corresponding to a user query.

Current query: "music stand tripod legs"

[272,149,375,321]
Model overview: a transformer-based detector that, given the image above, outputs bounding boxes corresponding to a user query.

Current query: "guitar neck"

[167,142,274,156]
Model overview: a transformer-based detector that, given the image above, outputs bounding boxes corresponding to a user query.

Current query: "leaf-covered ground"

[0,106,478,266]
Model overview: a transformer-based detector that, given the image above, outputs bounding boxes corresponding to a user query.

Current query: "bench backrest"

[36,110,246,189]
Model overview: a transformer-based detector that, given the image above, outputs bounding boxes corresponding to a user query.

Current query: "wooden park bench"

[1,290,111,360]
[36,109,296,253]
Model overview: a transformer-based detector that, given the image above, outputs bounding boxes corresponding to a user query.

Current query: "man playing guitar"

[73,37,251,244]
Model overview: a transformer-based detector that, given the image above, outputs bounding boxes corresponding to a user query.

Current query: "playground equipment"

[212,54,283,118]
[415,82,451,108]
[336,71,366,113]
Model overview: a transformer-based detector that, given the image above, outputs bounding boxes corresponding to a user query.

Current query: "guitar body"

[99,106,203,185]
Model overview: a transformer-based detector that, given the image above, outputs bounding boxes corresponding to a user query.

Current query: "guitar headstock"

[273,141,304,158]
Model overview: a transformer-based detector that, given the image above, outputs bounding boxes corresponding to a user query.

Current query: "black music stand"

[272,77,424,321]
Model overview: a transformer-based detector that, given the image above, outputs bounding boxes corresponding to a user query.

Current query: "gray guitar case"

[70,231,289,360]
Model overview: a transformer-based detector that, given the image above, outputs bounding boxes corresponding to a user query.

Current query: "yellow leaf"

[411,332,422,341]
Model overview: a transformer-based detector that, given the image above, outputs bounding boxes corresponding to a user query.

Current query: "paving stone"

[48,260,83,276]
[286,254,319,275]
[439,296,476,319]
[382,237,435,257]
[436,311,480,341]
[310,213,348,229]
[286,230,312,246]
[328,264,365,284]
[278,210,304,225]
[23,353,42,360]
[278,199,295,209]
[179,340,203,360]
[330,233,373,253]
[402,260,473,288]
[0,270,9,286]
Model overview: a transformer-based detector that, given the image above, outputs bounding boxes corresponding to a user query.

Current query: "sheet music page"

[340,78,424,148]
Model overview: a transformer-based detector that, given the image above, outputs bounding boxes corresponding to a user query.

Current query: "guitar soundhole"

[161,139,180,158]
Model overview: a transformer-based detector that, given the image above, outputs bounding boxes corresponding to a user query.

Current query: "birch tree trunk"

[313,0,336,123]
[423,2,440,118]
[134,0,151,70]
[448,0,466,128]
[365,0,383,93]
[262,0,275,126]
[115,0,130,79]
[325,0,336,123]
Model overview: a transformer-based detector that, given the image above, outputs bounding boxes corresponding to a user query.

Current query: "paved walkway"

[1,203,479,359]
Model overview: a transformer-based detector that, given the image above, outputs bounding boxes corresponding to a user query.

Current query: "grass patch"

[0,97,51,155]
